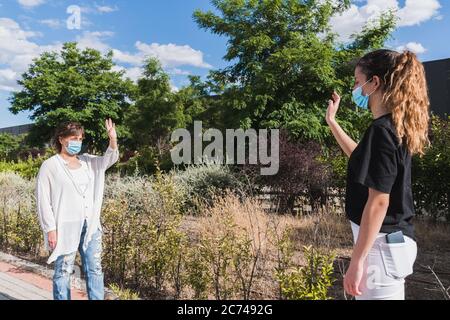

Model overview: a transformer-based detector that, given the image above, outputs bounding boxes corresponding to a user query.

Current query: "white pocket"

[380,242,414,279]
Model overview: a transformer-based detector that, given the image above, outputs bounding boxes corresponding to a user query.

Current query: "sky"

[0,0,449,128]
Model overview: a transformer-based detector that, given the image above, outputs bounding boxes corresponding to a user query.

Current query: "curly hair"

[356,49,431,156]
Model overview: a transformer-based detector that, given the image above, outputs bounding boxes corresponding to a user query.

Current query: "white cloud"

[397,0,441,27]
[330,0,441,42]
[170,83,179,92]
[111,49,142,65]
[112,65,142,82]
[39,19,63,29]
[17,0,45,8]
[75,31,114,53]
[0,18,209,93]
[396,42,427,54]
[168,68,191,76]
[0,68,18,92]
[96,5,119,13]
[113,42,212,69]
[0,18,61,92]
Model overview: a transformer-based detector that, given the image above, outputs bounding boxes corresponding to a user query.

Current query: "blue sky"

[0,0,449,128]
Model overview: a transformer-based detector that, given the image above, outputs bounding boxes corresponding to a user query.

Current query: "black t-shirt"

[345,112,416,241]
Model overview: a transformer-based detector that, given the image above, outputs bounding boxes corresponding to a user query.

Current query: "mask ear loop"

[364,77,377,97]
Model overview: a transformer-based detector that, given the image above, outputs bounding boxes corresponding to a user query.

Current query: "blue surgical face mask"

[65,140,82,155]
[352,78,375,110]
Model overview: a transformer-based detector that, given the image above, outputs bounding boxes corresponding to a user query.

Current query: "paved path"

[0,260,87,300]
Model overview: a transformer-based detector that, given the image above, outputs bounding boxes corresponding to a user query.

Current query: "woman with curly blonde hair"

[326,49,430,300]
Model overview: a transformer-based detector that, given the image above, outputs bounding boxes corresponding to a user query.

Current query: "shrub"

[116,144,173,176]
[245,130,332,214]
[185,245,211,299]
[0,133,24,160]
[320,146,348,190]
[191,194,274,300]
[108,284,140,300]
[172,162,248,215]
[102,170,187,298]
[0,149,54,180]
[276,245,336,300]
[0,172,42,255]
[412,115,450,221]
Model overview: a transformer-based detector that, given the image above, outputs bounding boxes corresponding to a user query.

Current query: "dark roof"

[0,123,33,135]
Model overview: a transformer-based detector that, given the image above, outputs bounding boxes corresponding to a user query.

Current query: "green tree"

[0,133,24,160]
[173,75,226,130]
[9,42,136,152]
[126,58,186,149]
[193,0,397,144]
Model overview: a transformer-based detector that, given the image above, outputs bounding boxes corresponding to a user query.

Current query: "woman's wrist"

[350,256,365,268]
[326,117,336,126]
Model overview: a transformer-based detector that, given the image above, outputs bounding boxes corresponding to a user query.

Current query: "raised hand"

[105,118,117,140]
[326,91,341,124]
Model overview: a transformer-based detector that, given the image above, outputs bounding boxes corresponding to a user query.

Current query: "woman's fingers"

[345,280,353,296]
[333,91,340,101]
[48,239,56,250]
[344,274,359,297]
[106,118,114,131]
[349,283,356,296]
[354,284,362,296]
[346,283,353,297]
[349,281,362,296]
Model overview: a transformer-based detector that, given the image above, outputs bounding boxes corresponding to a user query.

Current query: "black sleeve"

[352,125,398,194]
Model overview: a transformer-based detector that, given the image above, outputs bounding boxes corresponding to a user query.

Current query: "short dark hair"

[52,122,85,153]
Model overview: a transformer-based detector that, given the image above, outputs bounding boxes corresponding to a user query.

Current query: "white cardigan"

[35,146,119,264]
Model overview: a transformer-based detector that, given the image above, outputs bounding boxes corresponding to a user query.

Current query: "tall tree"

[9,42,136,152]
[193,0,397,144]
[125,58,186,149]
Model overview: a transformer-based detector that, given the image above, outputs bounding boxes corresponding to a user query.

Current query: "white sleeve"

[84,146,120,172]
[35,163,56,233]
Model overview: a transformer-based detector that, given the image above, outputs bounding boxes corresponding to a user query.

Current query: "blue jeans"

[53,220,104,300]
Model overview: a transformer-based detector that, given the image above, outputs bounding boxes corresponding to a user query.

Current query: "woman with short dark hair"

[35,119,119,300]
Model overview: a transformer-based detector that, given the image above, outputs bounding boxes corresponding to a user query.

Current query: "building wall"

[0,124,34,136]
[423,58,450,118]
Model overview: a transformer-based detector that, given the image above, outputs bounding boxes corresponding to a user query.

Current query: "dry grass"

[180,198,450,300]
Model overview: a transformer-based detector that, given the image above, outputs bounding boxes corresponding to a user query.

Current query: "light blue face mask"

[65,140,82,155]
[352,78,376,110]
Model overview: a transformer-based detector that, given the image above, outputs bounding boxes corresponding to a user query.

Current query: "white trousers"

[350,221,417,300]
